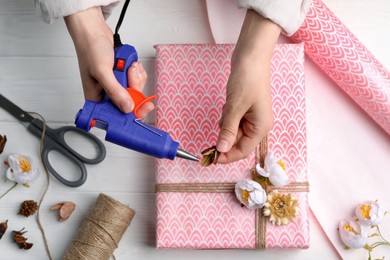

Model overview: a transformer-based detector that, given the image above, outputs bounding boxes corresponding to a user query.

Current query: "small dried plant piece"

[263,191,299,226]
[200,146,220,167]
[251,168,271,190]
[0,220,8,239]
[18,200,38,217]
[51,201,76,222]
[0,135,6,154]
[12,228,33,250]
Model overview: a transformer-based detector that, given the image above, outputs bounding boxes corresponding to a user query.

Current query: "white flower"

[255,152,289,187]
[338,218,369,249]
[355,201,384,226]
[235,179,266,209]
[5,154,39,184]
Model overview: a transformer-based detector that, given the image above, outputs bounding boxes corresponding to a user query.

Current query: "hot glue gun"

[75,44,199,162]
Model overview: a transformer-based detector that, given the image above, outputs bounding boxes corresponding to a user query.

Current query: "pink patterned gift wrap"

[290,0,390,135]
[155,44,309,249]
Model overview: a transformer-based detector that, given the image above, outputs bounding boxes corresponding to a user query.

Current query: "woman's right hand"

[64,6,153,118]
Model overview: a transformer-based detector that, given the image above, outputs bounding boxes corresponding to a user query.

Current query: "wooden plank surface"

[1,0,389,259]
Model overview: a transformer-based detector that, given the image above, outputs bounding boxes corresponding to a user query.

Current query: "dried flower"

[235,179,266,209]
[0,220,8,239]
[0,135,6,154]
[355,201,384,226]
[51,201,76,222]
[12,228,33,250]
[338,218,368,249]
[255,152,289,187]
[200,146,220,167]
[18,200,39,217]
[263,191,299,225]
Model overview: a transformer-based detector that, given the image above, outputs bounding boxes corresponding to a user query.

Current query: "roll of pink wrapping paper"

[289,0,390,135]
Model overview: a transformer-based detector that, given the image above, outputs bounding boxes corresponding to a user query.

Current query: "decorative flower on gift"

[235,179,267,209]
[1,154,39,200]
[255,152,289,187]
[263,191,299,226]
[338,201,389,259]
[234,150,299,226]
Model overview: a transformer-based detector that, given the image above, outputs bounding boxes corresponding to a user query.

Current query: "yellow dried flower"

[263,191,299,225]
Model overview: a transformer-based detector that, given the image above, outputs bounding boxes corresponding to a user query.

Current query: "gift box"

[155,44,309,249]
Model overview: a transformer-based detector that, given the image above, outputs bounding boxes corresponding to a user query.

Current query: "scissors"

[0,94,106,187]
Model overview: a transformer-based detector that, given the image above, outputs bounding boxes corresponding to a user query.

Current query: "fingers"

[93,61,149,115]
[128,62,147,92]
[136,101,155,118]
[94,66,134,113]
[127,61,154,118]
[216,104,241,153]
[217,134,263,164]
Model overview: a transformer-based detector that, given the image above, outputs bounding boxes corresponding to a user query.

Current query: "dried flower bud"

[0,135,6,154]
[12,228,33,250]
[200,146,220,167]
[51,201,76,222]
[0,220,8,239]
[18,200,38,217]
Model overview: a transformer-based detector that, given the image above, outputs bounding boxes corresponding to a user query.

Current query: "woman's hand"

[64,6,153,117]
[216,10,281,163]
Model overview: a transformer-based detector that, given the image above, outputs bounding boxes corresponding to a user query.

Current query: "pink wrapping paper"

[290,0,390,135]
[155,44,309,249]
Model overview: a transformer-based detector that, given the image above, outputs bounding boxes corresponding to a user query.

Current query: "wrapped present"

[155,44,309,249]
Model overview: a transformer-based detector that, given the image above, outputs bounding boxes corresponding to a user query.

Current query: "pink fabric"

[155,44,309,249]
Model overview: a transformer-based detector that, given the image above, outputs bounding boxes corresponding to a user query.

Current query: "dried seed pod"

[0,135,6,154]
[18,200,38,217]
[0,220,8,239]
[12,228,33,250]
[51,201,76,222]
[200,146,220,167]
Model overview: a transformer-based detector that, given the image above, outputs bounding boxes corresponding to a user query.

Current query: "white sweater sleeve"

[35,0,120,23]
[236,0,312,36]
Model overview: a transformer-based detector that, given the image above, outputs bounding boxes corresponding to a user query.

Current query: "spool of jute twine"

[63,193,135,260]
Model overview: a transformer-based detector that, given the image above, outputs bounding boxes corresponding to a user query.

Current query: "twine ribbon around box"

[155,136,309,249]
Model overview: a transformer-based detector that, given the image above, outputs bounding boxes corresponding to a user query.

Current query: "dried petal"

[50,203,63,211]
[0,135,6,154]
[0,220,8,239]
[59,202,76,222]
[200,146,220,167]
[51,201,76,222]
[12,228,33,250]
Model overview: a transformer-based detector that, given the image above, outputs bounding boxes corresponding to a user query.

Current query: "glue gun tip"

[176,148,199,162]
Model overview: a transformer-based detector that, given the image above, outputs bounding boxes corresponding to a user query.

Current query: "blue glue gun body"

[75,44,179,160]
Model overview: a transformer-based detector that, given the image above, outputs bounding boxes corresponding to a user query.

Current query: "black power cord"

[114,0,131,48]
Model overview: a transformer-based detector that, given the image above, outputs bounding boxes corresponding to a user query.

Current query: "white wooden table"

[0,0,389,259]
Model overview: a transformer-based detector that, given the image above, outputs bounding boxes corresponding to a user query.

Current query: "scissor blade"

[0,94,35,123]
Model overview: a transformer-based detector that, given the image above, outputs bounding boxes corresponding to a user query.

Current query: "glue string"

[27,111,53,260]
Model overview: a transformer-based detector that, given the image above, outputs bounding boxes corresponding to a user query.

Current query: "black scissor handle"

[27,118,106,187]
[48,126,106,164]
[41,140,87,187]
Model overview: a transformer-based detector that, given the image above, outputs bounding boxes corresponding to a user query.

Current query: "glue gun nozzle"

[176,148,199,162]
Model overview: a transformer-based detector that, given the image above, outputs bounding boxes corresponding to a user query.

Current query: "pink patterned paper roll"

[290,0,390,135]
[155,44,309,249]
